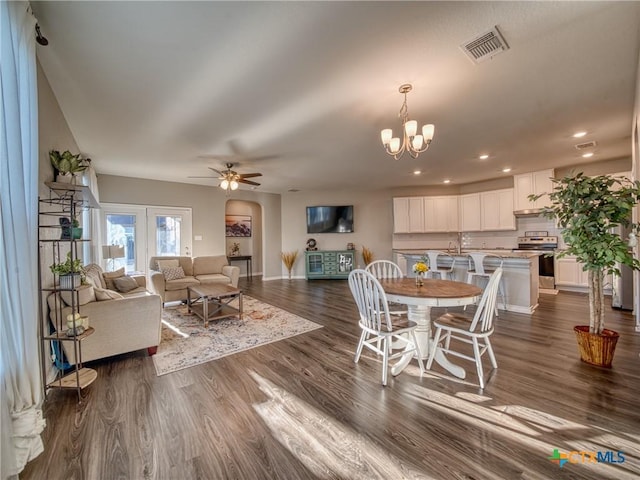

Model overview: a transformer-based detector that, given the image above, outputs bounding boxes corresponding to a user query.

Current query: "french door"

[101,204,192,273]
[146,207,192,258]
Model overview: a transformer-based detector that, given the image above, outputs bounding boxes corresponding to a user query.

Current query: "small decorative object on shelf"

[413,258,429,287]
[346,242,355,250]
[66,313,89,335]
[306,238,317,251]
[59,216,82,240]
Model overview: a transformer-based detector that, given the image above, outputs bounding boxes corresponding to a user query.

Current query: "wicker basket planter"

[573,325,620,368]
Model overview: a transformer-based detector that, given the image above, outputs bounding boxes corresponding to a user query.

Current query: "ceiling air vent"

[461,26,509,64]
[575,141,597,150]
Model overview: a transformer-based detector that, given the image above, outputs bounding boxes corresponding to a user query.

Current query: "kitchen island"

[394,249,540,314]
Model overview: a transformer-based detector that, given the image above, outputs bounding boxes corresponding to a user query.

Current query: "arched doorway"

[225,199,262,279]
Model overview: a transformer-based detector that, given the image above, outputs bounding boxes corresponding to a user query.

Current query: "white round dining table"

[379,277,482,378]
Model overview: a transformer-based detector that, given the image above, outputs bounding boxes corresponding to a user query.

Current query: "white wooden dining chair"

[466,252,505,316]
[425,251,456,280]
[365,260,406,315]
[427,268,503,389]
[348,269,424,386]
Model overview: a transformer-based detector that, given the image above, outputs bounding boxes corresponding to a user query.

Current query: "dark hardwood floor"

[22,278,640,480]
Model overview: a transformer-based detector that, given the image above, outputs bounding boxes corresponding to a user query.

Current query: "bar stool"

[466,252,506,316]
[425,251,456,280]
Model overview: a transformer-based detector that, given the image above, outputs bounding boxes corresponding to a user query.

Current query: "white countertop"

[394,249,541,259]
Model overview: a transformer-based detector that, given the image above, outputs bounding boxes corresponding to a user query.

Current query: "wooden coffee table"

[186,284,243,327]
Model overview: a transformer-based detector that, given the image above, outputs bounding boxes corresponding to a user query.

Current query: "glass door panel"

[105,214,136,272]
[147,207,192,258]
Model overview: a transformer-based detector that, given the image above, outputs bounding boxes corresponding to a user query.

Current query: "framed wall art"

[225,215,252,237]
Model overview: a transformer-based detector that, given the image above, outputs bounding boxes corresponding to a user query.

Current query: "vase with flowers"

[413,257,429,286]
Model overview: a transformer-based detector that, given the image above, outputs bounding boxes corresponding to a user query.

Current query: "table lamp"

[102,245,125,271]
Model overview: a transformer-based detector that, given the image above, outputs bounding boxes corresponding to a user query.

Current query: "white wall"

[37,62,79,197]
[280,190,394,278]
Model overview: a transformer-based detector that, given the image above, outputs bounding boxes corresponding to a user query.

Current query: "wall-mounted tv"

[307,205,354,234]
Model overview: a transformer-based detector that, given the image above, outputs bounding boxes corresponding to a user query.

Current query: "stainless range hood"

[513,208,544,217]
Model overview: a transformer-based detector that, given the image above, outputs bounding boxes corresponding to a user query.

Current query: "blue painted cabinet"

[305,250,355,279]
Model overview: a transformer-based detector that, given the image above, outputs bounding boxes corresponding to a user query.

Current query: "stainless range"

[513,231,558,290]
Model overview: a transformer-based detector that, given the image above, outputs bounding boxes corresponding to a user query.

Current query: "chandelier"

[381,84,435,160]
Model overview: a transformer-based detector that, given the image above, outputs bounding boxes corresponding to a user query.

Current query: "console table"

[228,255,252,280]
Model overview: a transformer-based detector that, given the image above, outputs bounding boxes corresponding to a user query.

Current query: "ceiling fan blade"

[208,167,224,176]
[238,172,262,179]
[188,175,218,179]
[239,179,261,186]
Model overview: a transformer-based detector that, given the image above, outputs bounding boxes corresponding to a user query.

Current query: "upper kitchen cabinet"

[461,189,515,232]
[481,188,515,231]
[513,169,554,212]
[393,197,425,233]
[424,196,459,232]
[460,193,481,232]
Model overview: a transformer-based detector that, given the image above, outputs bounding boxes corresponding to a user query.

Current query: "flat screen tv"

[306,205,354,234]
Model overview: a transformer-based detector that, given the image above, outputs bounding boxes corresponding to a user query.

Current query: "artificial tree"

[532,172,640,336]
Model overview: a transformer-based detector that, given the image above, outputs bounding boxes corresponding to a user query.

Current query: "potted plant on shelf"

[50,251,85,289]
[49,150,90,183]
[531,172,640,367]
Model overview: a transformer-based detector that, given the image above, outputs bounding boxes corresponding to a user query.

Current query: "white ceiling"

[32,1,640,194]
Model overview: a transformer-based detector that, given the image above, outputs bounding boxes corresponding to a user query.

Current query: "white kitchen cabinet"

[555,255,612,289]
[393,197,424,233]
[460,193,481,232]
[461,189,514,232]
[513,168,554,211]
[424,196,459,232]
[481,188,515,231]
[554,256,586,287]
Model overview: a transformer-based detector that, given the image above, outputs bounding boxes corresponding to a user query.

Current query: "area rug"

[152,296,322,376]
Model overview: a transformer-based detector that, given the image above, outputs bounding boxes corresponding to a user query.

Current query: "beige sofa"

[47,264,162,365]
[148,255,240,305]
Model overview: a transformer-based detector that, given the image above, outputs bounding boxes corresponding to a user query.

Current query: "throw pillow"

[60,285,96,306]
[162,265,186,281]
[113,275,139,293]
[156,259,179,271]
[84,264,105,289]
[103,267,125,290]
[94,287,124,301]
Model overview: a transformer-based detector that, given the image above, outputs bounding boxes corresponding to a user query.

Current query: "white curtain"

[0,1,46,478]
[82,165,102,264]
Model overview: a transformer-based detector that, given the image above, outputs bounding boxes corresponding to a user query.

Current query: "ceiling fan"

[189,162,262,191]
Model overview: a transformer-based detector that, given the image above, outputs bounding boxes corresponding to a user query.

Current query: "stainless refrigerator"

[612,222,634,310]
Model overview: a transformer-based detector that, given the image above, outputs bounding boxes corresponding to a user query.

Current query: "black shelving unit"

[38,182,99,400]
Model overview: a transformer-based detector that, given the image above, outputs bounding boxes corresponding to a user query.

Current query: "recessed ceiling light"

[413,170,421,175]
[582,152,594,158]
[479,154,489,160]
[573,131,587,138]
[502,167,511,173]
[443,179,451,184]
